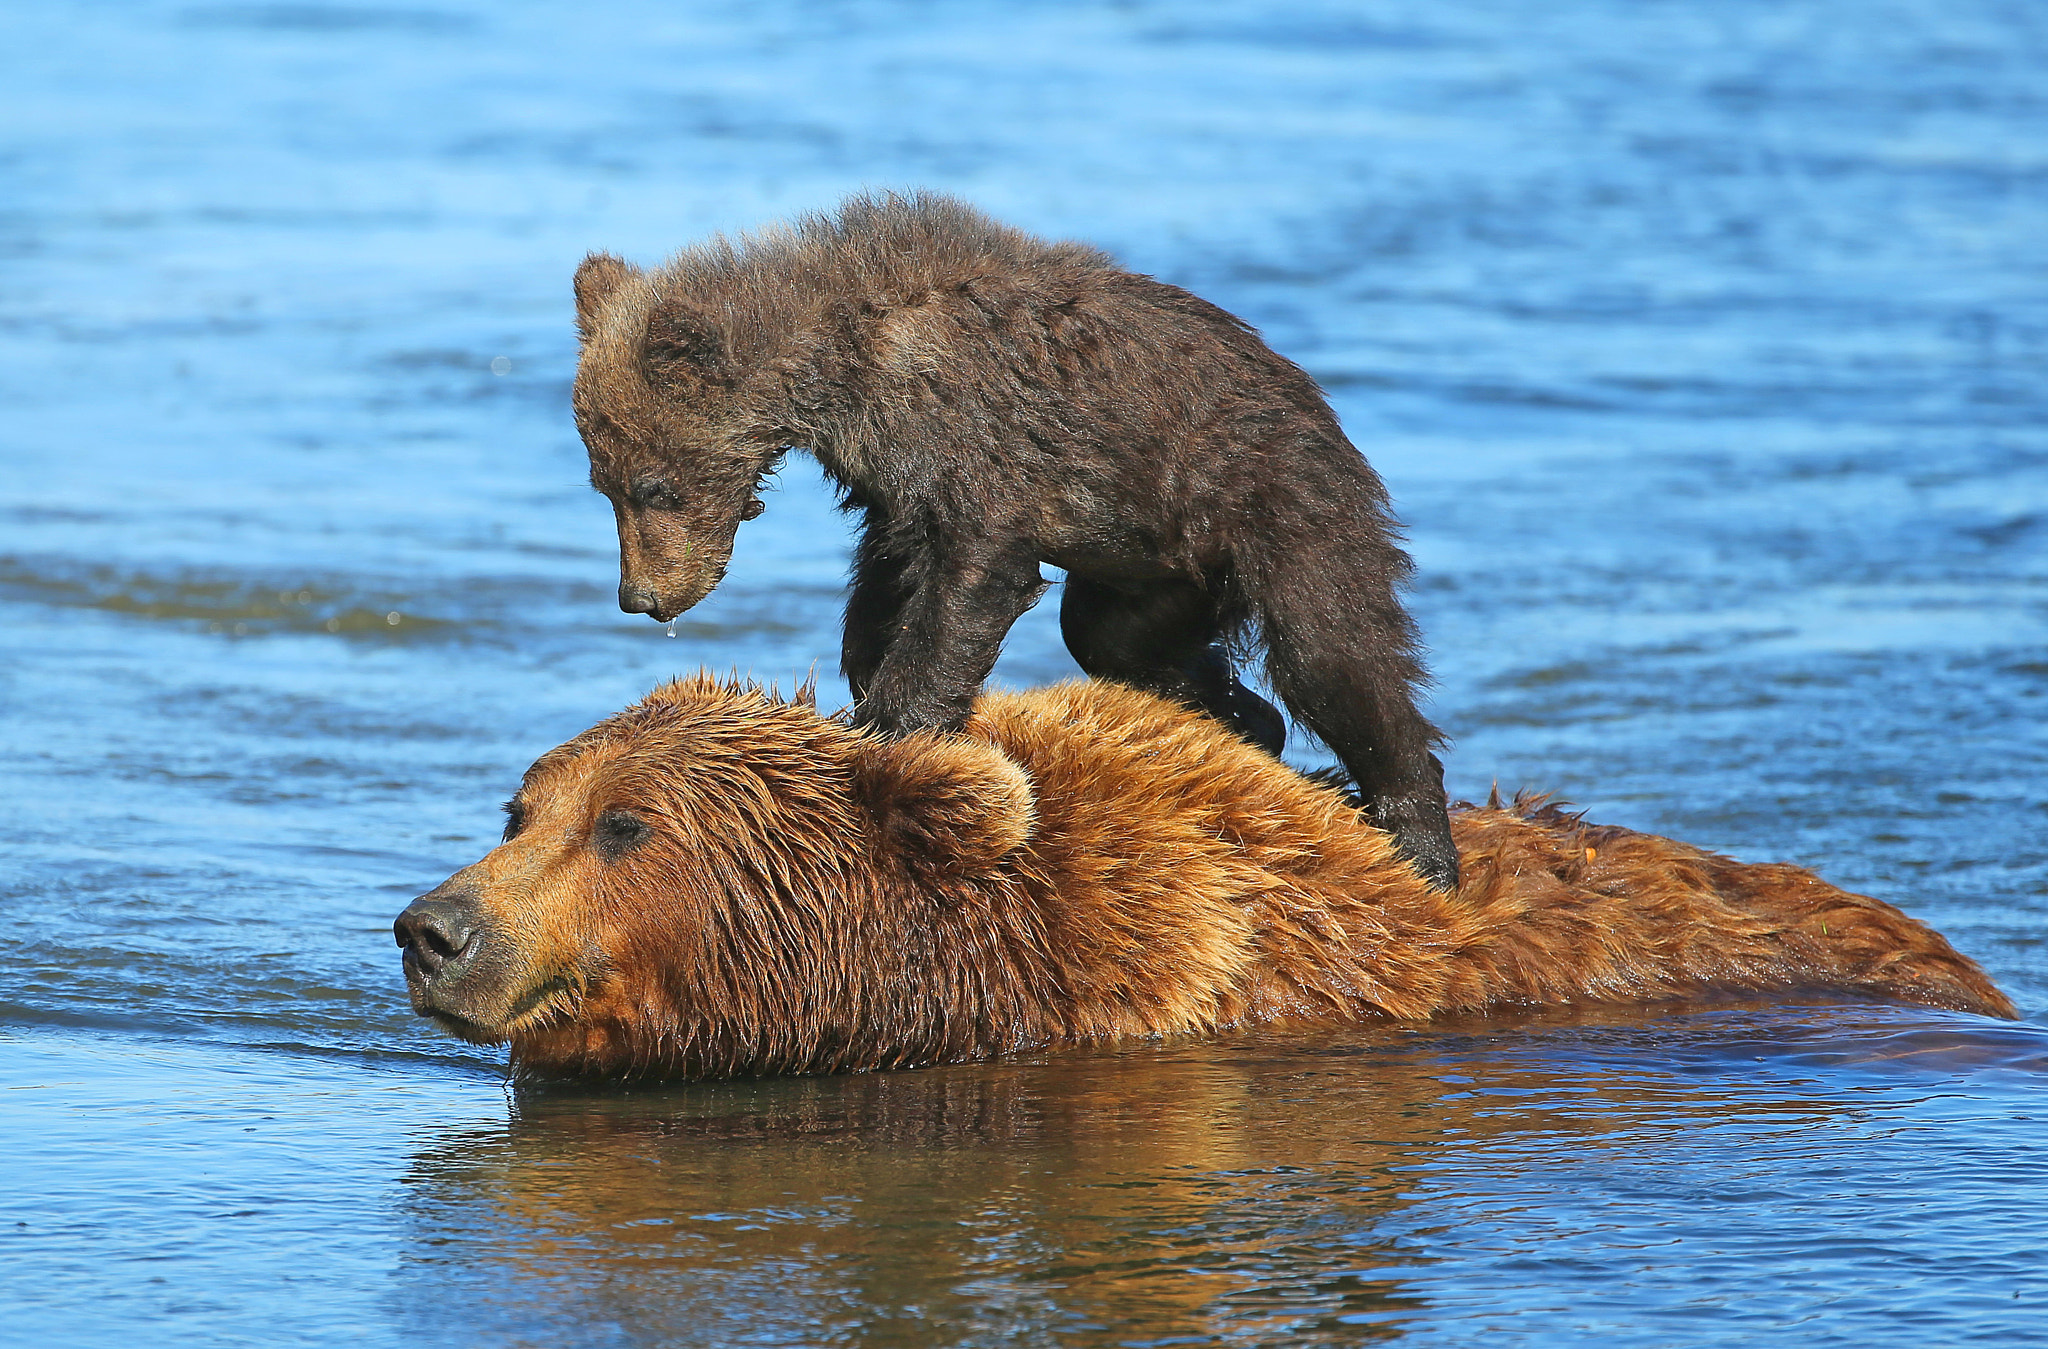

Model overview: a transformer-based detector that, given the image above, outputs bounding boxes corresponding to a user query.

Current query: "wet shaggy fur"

[395,678,2015,1081]
[570,191,1460,890]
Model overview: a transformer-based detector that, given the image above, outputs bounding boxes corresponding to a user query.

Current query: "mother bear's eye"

[501,799,526,842]
[592,809,651,860]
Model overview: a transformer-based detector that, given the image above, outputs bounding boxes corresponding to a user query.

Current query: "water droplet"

[665,618,678,638]
[489,355,512,376]
[385,611,401,625]
[325,618,340,633]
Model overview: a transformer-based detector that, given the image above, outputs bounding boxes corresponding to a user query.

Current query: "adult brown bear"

[394,677,2014,1080]
[569,192,1459,890]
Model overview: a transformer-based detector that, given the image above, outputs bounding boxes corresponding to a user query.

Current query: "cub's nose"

[619,582,659,615]
[394,895,482,979]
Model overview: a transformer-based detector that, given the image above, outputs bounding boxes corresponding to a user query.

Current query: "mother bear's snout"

[394,891,484,993]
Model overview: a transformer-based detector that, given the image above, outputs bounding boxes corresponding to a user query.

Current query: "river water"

[3,1,2046,1344]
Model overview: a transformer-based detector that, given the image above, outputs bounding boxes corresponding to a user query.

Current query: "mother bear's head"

[394,675,1037,1079]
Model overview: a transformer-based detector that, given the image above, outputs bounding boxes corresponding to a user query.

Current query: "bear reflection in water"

[387,1022,1837,1345]
[392,1008,2048,1345]
[393,676,2013,1080]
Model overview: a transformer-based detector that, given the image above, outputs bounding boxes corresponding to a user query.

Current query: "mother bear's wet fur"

[568,191,1460,889]
[395,677,2015,1081]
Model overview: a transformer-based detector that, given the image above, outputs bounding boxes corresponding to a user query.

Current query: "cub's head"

[393,675,1035,1077]
[572,254,781,624]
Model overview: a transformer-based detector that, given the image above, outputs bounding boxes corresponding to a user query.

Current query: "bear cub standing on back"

[571,191,1459,889]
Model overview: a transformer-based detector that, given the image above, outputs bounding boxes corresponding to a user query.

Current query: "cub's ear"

[851,734,1035,881]
[642,301,732,388]
[573,253,638,341]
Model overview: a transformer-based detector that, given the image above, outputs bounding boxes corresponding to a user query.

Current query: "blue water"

[3,1,2046,1344]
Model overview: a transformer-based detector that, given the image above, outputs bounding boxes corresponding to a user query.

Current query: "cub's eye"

[631,476,686,512]
[592,809,650,860]
[501,799,526,842]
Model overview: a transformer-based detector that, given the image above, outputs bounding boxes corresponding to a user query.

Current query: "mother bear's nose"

[394,895,482,978]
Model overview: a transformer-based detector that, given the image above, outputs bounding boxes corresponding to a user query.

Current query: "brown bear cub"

[395,677,2014,1080]
[570,192,1459,890]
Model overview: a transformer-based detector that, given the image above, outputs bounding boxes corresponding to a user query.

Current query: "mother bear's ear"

[850,733,1036,881]
[573,252,639,341]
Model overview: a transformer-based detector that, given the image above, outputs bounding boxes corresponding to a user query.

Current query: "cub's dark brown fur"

[393,677,2015,1082]
[571,192,1459,889]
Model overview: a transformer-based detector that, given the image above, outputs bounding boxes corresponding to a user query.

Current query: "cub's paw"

[850,696,974,740]
[1370,796,1462,894]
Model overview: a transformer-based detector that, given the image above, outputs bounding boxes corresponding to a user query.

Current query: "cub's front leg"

[842,510,911,703]
[850,537,1047,737]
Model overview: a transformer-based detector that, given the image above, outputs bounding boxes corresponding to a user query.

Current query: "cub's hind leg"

[1257,561,1459,892]
[1059,576,1286,757]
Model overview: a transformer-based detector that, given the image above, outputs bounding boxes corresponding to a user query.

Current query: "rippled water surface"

[4,1,2046,1345]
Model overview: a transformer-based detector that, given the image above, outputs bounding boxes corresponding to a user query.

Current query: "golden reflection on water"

[387,1005,1931,1347]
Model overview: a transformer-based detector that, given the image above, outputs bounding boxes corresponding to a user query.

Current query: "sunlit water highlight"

[2,1,2045,1345]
